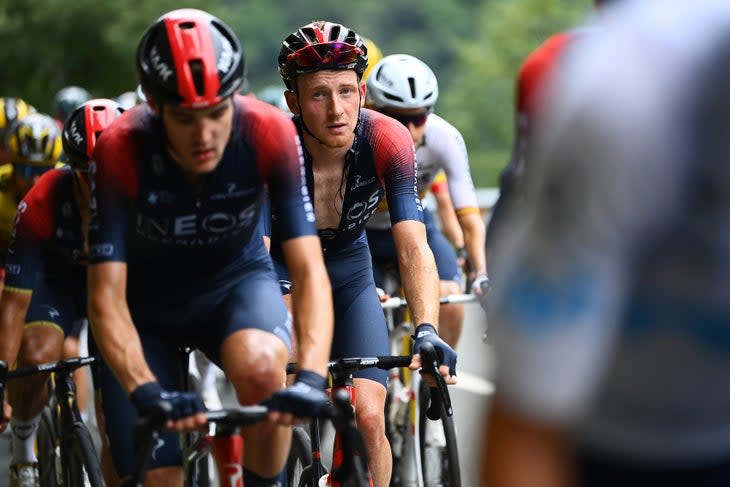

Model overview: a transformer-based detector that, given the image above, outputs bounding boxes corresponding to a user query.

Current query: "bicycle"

[381,294,474,487]
[286,354,410,487]
[129,392,368,487]
[175,346,312,487]
[0,356,105,487]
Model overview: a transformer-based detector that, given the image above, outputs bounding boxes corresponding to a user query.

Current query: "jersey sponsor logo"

[5,264,20,275]
[134,204,257,246]
[89,243,114,257]
[146,190,175,205]
[210,183,256,200]
[149,46,174,81]
[296,136,315,223]
[68,120,83,146]
[345,189,380,230]
[224,463,243,487]
[351,174,375,192]
[151,437,165,461]
[42,305,60,320]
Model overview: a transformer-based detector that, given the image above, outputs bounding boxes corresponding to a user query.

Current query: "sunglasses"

[288,42,364,72]
[382,110,430,128]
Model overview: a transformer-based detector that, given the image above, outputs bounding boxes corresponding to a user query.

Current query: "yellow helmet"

[5,113,63,167]
[362,37,384,81]
[0,97,36,147]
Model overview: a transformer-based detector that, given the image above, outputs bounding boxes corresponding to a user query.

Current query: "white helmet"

[366,54,439,110]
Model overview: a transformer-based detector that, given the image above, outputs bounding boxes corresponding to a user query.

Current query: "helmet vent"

[384,93,404,103]
[179,21,195,30]
[189,60,205,96]
[329,25,341,41]
[408,78,417,99]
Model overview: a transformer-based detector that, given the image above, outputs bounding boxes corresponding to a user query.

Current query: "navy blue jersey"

[5,167,86,292]
[88,97,315,288]
[270,108,422,258]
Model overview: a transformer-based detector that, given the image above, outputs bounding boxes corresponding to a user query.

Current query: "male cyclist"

[87,9,333,487]
[483,0,730,485]
[0,99,123,487]
[365,54,487,347]
[271,21,456,487]
[0,98,35,166]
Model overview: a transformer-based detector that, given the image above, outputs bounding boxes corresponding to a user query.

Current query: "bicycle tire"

[418,383,461,487]
[287,425,312,487]
[37,406,61,487]
[67,422,105,487]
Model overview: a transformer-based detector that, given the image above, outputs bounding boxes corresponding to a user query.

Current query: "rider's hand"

[410,323,458,385]
[130,381,207,432]
[471,273,489,297]
[264,370,329,425]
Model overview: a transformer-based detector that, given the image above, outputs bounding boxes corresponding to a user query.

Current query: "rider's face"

[158,98,234,182]
[286,70,365,149]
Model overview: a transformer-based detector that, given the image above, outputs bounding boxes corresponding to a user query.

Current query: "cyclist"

[0,113,63,296]
[0,99,123,487]
[87,9,333,487]
[272,20,456,487]
[486,0,616,273]
[365,54,487,347]
[483,0,730,485]
[0,97,36,166]
[51,86,92,128]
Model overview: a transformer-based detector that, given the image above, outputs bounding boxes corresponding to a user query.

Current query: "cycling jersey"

[4,167,86,334]
[269,108,422,386]
[89,97,316,286]
[366,113,478,230]
[488,29,588,262]
[270,107,422,258]
[489,0,730,470]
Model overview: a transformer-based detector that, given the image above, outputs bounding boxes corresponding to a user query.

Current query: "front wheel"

[66,422,105,487]
[37,406,61,487]
[418,383,461,487]
[288,425,312,486]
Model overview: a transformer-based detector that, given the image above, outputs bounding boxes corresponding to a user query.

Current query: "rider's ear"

[284,90,299,115]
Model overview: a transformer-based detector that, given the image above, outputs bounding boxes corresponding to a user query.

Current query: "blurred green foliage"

[0,0,592,186]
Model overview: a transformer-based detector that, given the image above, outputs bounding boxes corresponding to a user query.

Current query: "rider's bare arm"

[458,210,487,276]
[87,261,156,393]
[392,219,439,327]
[0,290,31,369]
[281,235,333,378]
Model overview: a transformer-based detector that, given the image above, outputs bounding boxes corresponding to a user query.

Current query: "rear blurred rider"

[87,9,333,487]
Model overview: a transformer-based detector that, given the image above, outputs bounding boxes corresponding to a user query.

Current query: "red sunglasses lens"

[289,43,362,70]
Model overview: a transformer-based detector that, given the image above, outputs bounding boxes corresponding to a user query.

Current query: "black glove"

[412,323,458,377]
[264,369,329,418]
[130,382,207,420]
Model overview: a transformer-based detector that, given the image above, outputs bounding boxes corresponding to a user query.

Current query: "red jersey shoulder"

[16,168,69,241]
[92,104,149,197]
[233,95,297,141]
[361,109,414,157]
[518,32,575,116]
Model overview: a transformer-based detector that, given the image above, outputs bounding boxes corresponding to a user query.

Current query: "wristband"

[295,369,327,390]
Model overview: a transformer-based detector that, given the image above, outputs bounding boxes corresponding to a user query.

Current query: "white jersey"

[489,0,730,466]
[366,113,477,229]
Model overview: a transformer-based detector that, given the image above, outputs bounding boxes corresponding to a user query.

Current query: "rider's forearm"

[436,192,464,248]
[459,211,487,275]
[87,267,156,394]
[288,249,333,378]
[282,236,333,376]
[396,237,440,327]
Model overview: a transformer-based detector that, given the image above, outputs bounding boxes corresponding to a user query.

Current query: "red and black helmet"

[136,9,244,108]
[62,99,125,172]
[278,21,368,90]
